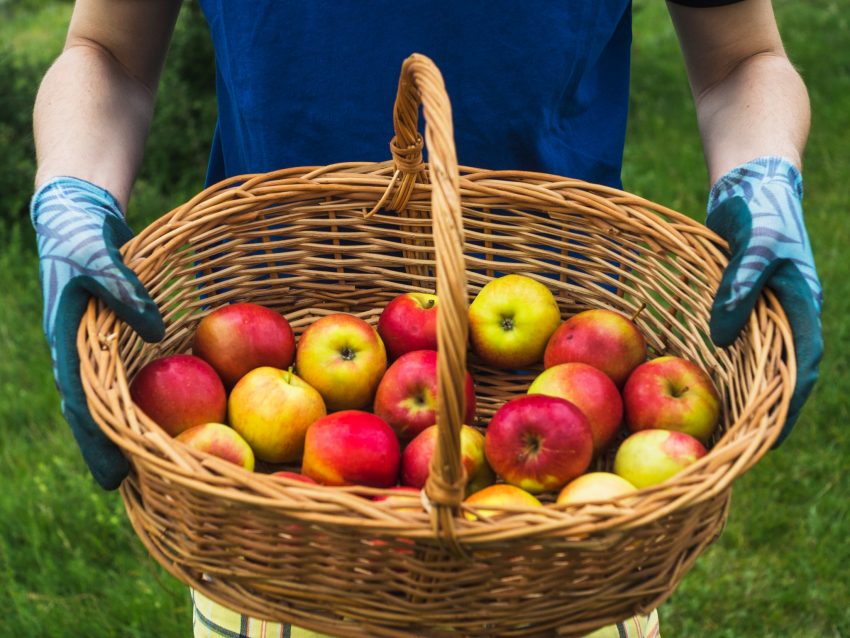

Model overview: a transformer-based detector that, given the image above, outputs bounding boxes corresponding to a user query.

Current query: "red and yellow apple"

[623,356,721,443]
[301,410,400,488]
[543,309,647,387]
[377,292,439,360]
[527,362,623,455]
[191,302,295,388]
[468,274,562,369]
[129,354,227,437]
[463,483,542,521]
[373,349,476,440]
[400,424,494,495]
[613,429,707,489]
[484,395,594,494]
[556,472,637,505]
[228,366,326,463]
[295,313,387,412]
[175,422,255,471]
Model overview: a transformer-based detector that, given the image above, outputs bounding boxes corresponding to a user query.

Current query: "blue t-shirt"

[198,1,632,188]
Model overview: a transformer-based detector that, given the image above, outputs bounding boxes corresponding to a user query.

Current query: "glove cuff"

[707,156,803,216]
[31,176,125,228]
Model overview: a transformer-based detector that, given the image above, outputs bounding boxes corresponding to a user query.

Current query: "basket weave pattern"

[79,56,793,637]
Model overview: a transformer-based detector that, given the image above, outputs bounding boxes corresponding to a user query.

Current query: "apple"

[613,429,707,489]
[543,309,647,387]
[130,354,227,437]
[400,424,494,496]
[271,471,318,484]
[484,395,593,494]
[463,483,542,521]
[373,349,476,440]
[175,422,255,471]
[623,356,721,443]
[295,313,387,412]
[556,472,637,505]
[468,274,562,369]
[527,362,623,455]
[302,410,400,488]
[377,292,439,360]
[191,302,295,388]
[228,366,326,463]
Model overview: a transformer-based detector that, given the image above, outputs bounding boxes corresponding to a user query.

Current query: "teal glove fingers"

[33,177,165,489]
[706,157,823,446]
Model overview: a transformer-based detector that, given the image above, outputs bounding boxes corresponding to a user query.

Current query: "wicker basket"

[79,55,793,637]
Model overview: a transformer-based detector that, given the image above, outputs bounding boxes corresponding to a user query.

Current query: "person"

[31,1,822,637]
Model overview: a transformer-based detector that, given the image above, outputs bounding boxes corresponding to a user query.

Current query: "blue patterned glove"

[32,177,165,489]
[706,156,823,446]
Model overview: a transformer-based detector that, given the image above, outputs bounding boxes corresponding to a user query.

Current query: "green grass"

[2,2,848,637]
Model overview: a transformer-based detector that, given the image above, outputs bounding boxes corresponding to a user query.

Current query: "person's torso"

[198,1,632,187]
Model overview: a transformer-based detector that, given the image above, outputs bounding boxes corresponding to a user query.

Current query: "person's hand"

[706,156,823,446]
[31,177,165,489]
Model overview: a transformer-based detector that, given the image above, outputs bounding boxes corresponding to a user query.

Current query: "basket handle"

[388,54,468,548]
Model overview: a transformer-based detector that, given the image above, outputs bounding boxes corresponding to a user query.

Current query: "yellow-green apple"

[373,350,476,440]
[556,472,637,505]
[175,422,255,471]
[130,354,227,437]
[527,362,623,455]
[400,424,494,495]
[228,366,326,463]
[463,483,542,521]
[484,395,593,494]
[191,302,295,388]
[613,429,707,488]
[377,292,439,360]
[623,356,721,443]
[295,314,387,412]
[468,274,561,369]
[271,471,317,484]
[301,410,400,487]
[543,309,647,387]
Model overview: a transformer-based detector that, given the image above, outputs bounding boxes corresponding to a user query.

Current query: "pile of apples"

[129,273,721,518]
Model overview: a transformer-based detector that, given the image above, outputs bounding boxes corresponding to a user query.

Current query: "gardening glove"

[31,176,165,489]
[706,156,823,446]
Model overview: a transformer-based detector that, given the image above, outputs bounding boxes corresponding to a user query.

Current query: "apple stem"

[630,302,647,322]
[287,366,294,383]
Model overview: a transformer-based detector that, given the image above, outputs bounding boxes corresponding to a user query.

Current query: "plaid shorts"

[191,589,660,638]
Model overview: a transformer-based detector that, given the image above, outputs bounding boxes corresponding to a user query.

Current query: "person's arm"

[668,0,809,183]
[669,0,822,444]
[34,0,182,208]
[31,1,181,488]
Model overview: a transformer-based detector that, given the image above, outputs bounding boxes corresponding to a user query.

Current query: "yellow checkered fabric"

[192,589,660,637]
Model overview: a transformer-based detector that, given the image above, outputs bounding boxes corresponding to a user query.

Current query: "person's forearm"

[34,42,156,210]
[694,52,810,185]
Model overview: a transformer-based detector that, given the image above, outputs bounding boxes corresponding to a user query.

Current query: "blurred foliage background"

[1,1,848,637]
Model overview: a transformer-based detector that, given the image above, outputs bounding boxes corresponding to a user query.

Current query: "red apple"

[527,362,623,455]
[175,422,255,471]
[400,424,494,496]
[295,314,387,412]
[228,366,326,463]
[556,472,637,505]
[377,292,439,360]
[130,354,226,437]
[543,309,647,387]
[271,471,318,484]
[302,411,400,488]
[613,429,707,489]
[484,395,593,494]
[468,274,562,369]
[623,356,721,443]
[373,350,476,440]
[463,484,542,521]
[191,302,295,388]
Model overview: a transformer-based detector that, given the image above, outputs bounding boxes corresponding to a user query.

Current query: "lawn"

[1,2,848,637]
